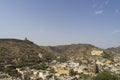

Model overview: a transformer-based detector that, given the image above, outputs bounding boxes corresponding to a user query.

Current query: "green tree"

[3,67,11,73]
[34,63,48,70]
[57,56,67,62]
[93,71,118,80]
[79,74,91,80]
[69,69,76,76]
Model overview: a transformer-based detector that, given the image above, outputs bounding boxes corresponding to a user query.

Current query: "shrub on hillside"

[93,71,118,80]
[34,63,48,70]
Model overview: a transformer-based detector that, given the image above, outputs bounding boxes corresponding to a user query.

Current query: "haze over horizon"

[0,0,120,48]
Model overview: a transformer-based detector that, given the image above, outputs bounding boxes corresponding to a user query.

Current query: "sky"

[0,0,120,48]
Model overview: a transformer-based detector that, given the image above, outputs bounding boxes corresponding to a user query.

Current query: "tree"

[69,69,77,76]
[79,74,91,80]
[34,63,48,70]
[93,71,118,80]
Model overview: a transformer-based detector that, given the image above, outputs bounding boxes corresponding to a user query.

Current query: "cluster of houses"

[0,48,120,80]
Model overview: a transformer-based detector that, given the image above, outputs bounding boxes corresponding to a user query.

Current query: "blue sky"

[0,0,120,48]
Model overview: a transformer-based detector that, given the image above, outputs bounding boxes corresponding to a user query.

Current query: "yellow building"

[53,66,70,75]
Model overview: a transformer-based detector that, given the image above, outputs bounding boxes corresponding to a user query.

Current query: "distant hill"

[40,44,100,59]
[106,46,120,55]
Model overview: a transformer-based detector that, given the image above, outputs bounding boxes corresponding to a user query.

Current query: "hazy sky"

[0,0,120,48]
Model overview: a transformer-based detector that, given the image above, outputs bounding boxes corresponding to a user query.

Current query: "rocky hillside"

[0,38,113,66]
[0,38,51,67]
[40,44,104,59]
[106,46,120,56]
[0,38,116,78]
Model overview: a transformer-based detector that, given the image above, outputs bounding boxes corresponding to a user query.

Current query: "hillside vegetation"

[0,39,54,68]
[41,44,100,59]
[0,38,116,78]
[0,38,113,67]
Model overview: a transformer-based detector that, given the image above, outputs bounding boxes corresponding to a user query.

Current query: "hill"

[0,38,114,78]
[0,38,52,68]
[40,44,103,59]
[106,46,120,56]
[0,38,111,67]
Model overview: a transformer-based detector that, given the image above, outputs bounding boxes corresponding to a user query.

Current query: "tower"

[25,37,28,41]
